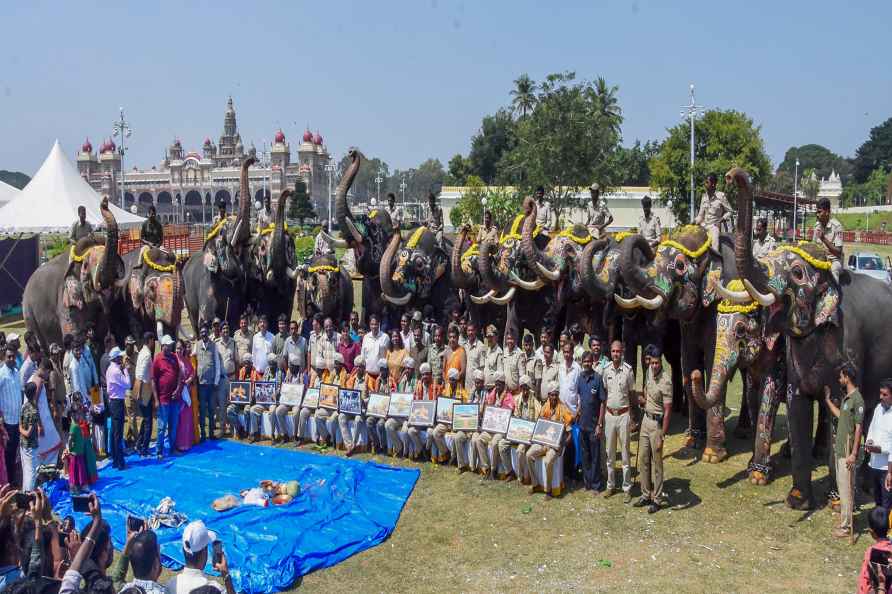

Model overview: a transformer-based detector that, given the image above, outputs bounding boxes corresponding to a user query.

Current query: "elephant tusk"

[286,266,297,280]
[470,289,495,304]
[508,271,544,291]
[715,281,753,304]
[535,261,561,282]
[490,287,516,305]
[614,294,641,309]
[742,278,776,307]
[344,218,363,245]
[636,293,664,310]
[320,229,348,249]
[383,292,412,306]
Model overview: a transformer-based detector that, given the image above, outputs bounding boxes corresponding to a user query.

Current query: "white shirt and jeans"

[251,331,275,374]
[361,331,390,376]
[866,403,892,508]
[135,345,155,455]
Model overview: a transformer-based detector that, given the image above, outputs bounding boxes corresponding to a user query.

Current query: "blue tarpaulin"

[48,440,419,593]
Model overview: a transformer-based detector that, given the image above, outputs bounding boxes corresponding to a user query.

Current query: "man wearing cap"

[483,325,503,390]
[215,322,238,437]
[475,371,515,479]
[602,340,636,501]
[635,344,673,513]
[152,335,182,459]
[426,325,447,388]
[339,355,368,456]
[211,317,222,341]
[134,332,157,456]
[251,315,275,375]
[105,346,130,470]
[577,351,607,493]
[502,331,526,393]
[453,370,485,472]
[247,352,282,443]
[501,375,541,484]
[638,195,662,249]
[396,357,418,393]
[274,352,307,444]
[587,183,613,238]
[462,323,485,393]
[534,186,553,233]
[351,356,383,453]
[167,520,235,594]
[527,382,574,496]
[227,353,261,439]
[195,325,223,441]
[315,354,347,447]
[294,357,327,445]
[361,314,390,377]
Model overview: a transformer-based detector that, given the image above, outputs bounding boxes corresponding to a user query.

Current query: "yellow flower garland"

[307,264,339,273]
[557,227,592,245]
[142,249,177,272]
[205,216,233,241]
[612,231,634,243]
[257,222,290,236]
[717,279,759,314]
[461,242,479,262]
[406,226,428,249]
[776,244,832,271]
[369,209,378,219]
[658,235,711,259]
[69,245,89,263]
[500,214,540,244]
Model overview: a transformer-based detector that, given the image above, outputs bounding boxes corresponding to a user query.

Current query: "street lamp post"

[113,107,132,209]
[375,169,384,203]
[325,158,336,230]
[481,196,488,226]
[399,176,407,206]
[793,157,800,240]
[680,84,703,222]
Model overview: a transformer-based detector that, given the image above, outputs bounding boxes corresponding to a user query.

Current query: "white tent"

[0,140,144,233]
[0,179,19,207]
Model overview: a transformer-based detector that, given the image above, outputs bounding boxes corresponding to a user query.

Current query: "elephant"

[24,197,125,350]
[245,187,297,324]
[114,245,186,341]
[183,157,253,331]
[450,225,507,332]
[721,166,892,509]
[295,252,354,323]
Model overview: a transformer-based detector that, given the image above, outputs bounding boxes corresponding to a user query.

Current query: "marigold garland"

[500,214,540,244]
[612,231,634,243]
[307,264,339,273]
[142,249,177,272]
[557,227,592,245]
[461,242,479,262]
[406,226,428,249]
[658,236,711,259]
[717,279,759,314]
[205,216,234,241]
[69,245,89,263]
[775,245,832,271]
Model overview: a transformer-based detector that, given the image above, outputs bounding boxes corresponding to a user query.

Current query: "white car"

[847,252,892,283]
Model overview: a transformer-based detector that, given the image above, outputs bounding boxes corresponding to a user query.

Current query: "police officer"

[694,173,734,254]
[634,344,672,513]
[482,325,503,390]
[602,340,635,502]
[752,217,777,259]
[587,183,613,238]
[638,195,662,249]
[814,197,844,281]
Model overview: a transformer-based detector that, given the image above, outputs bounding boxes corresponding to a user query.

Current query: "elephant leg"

[812,398,831,460]
[748,370,783,485]
[786,384,815,510]
[702,376,728,463]
[680,330,705,449]
[733,373,754,438]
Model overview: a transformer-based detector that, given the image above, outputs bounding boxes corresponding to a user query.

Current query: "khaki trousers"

[338,413,360,449]
[453,431,474,468]
[639,415,664,500]
[384,418,407,455]
[473,431,502,472]
[526,444,560,490]
[314,408,338,440]
[605,410,632,492]
[296,406,313,438]
[835,456,855,530]
[428,423,450,460]
[497,438,518,476]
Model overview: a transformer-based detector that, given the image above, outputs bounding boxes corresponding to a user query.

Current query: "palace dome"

[81,138,93,153]
[313,131,323,145]
[275,129,286,143]
[302,129,313,143]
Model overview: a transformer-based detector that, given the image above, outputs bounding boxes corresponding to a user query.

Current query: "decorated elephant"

[114,245,186,341]
[182,157,253,331]
[245,187,297,324]
[722,166,892,508]
[24,197,125,350]
[295,252,354,323]
[450,225,507,332]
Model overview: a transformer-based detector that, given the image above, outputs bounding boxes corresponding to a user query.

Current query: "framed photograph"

[338,388,362,416]
[301,388,320,410]
[319,383,340,411]
[481,406,512,434]
[279,383,304,407]
[366,393,390,418]
[408,400,436,427]
[436,397,458,425]
[452,404,479,432]
[387,392,413,418]
[228,381,251,405]
[531,418,565,450]
[506,418,536,445]
[253,381,277,405]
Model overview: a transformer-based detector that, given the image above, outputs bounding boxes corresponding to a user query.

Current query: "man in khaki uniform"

[233,315,253,367]
[539,344,559,404]
[638,195,662,249]
[427,326,447,388]
[482,325,503,390]
[752,217,777,259]
[501,331,526,392]
[473,371,514,479]
[587,183,613,239]
[634,344,672,513]
[813,197,844,282]
[464,323,486,394]
[602,340,636,502]
[694,173,734,254]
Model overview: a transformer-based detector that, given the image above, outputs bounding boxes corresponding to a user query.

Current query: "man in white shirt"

[399,313,414,352]
[865,380,892,508]
[557,342,581,416]
[165,520,235,594]
[251,315,274,374]
[361,314,390,376]
[134,333,156,456]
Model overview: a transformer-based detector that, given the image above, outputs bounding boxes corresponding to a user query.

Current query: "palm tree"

[510,74,537,119]
[593,76,622,136]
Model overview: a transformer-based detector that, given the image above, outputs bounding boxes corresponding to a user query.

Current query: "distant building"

[76,97,332,223]
[817,170,843,208]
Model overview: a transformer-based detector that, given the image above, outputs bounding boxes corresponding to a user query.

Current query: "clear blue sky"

[1,1,890,177]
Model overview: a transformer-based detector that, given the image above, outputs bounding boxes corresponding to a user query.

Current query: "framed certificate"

[338,388,362,415]
[436,397,458,425]
[252,381,277,405]
[481,406,512,434]
[366,393,390,418]
[531,418,565,450]
[408,400,436,427]
[387,392,413,418]
[279,383,304,407]
[452,404,479,431]
[228,381,251,404]
[301,388,320,409]
[318,383,340,411]
[506,418,535,445]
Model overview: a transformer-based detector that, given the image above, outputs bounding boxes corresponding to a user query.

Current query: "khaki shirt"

[233,330,252,366]
[483,344,503,387]
[602,361,635,409]
[70,220,94,243]
[588,200,612,228]
[753,235,777,259]
[644,366,672,417]
[215,337,237,376]
[639,214,662,246]
[464,339,486,392]
[526,355,542,384]
[695,191,733,228]
[317,332,339,369]
[427,343,447,384]
[539,360,559,403]
[502,347,526,391]
[535,200,553,231]
[814,218,844,262]
[513,392,542,421]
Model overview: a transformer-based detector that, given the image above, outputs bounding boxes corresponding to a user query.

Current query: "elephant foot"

[785,488,814,510]
[701,447,727,464]
[748,470,769,486]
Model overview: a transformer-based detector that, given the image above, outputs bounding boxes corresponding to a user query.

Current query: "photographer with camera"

[165,520,235,594]
[58,492,117,593]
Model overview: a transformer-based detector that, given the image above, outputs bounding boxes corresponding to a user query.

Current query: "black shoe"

[633,497,651,508]
[648,502,660,514]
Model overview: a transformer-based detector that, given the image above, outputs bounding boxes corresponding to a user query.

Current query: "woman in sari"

[386,331,408,382]
[27,362,63,468]
[174,340,195,452]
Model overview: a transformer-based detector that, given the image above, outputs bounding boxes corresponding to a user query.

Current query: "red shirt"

[151,352,181,405]
[859,540,892,594]
[338,340,361,374]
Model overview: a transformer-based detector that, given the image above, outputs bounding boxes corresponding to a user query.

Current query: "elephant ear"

[814,282,840,328]
[701,260,723,308]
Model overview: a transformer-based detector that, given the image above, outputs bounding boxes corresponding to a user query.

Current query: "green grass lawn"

[804,211,892,232]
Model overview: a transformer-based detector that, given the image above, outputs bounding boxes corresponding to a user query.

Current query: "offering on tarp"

[229,381,251,404]
[212,494,240,512]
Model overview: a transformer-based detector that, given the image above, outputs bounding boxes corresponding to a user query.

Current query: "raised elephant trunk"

[98,196,119,290]
[451,226,473,289]
[230,156,255,248]
[729,167,775,306]
[379,232,411,305]
[692,351,730,410]
[479,230,509,292]
[335,149,363,247]
[576,237,610,300]
[270,189,291,281]
[616,234,664,310]
[521,197,560,281]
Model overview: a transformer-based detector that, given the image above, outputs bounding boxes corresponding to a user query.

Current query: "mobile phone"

[71,494,91,513]
[212,541,224,565]
[58,531,68,548]
[127,515,145,532]
[14,492,35,510]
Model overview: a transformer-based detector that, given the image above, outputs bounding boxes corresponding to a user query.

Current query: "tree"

[840,167,891,207]
[800,168,821,200]
[853,117,892,183]
[468,109,517,185]
[336,151,389,202]
[649,109,772,224]
[0,170,30,190]
[777,144,852,184]
[445,154,470,186]
[510,74,537,119]
[614,140,660,186]
[449,175,523,230]
[500,71,623,225]
[765,169,794,194]
[592,76,622,138]
[288,179,315,226]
